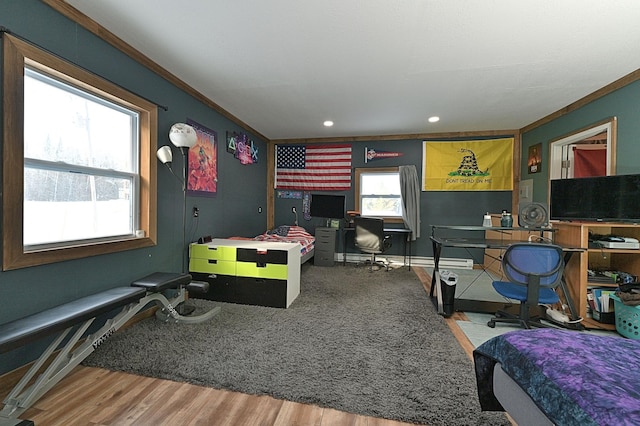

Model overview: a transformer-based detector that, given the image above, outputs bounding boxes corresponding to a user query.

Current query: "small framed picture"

[528,143,542,174]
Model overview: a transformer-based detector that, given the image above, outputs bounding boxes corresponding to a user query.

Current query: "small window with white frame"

[355,167,402,222]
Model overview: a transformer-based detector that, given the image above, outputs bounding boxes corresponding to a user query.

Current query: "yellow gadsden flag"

[422,138,513,191]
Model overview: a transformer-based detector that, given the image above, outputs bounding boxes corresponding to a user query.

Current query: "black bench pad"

[0,286,145,354]
[131,272,192,293]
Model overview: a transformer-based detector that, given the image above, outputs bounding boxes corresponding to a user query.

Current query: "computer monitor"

[550,174,640,222]
[309,194,345,220]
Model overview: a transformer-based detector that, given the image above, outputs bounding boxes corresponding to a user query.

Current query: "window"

[24,68,139,247]
[3,34,157,270]
[355,167,403,222]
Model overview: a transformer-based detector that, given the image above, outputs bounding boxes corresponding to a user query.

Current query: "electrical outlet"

[192,207,199,217]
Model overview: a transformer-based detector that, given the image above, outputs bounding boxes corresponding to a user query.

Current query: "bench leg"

[0,287,218,421]
[1,299,144,420]
[1,320,93,420]
[0,418,34,425]
[153,287,220,324]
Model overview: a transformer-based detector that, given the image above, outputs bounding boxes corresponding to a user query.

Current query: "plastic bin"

[611,294,640,339]
[592,309,615,324]
[440,270,458,318]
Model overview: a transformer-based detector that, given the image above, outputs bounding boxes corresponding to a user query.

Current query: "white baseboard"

[335,253,473,270]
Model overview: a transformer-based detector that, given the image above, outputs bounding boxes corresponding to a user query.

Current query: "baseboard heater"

[337,254,473,270]
[410,256,473,270]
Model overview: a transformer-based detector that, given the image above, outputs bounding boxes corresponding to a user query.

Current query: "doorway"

[548,117,616,180]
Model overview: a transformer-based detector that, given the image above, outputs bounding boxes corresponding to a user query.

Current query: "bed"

[252,225,315,264]
[473,328,640,426]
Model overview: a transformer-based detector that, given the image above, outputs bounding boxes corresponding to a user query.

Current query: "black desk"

[429,225,583,329]
[342,227,412,267]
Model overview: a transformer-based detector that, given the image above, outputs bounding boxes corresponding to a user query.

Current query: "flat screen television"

[310,194,345,219]
[550,174,640,222]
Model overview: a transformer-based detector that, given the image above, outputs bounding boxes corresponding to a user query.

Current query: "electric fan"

[518,202,549,228]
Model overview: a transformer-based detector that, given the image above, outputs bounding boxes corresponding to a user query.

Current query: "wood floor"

[0,267,482,426]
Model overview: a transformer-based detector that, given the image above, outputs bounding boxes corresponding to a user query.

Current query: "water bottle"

[500,211,513,227]
[482,213,492,227]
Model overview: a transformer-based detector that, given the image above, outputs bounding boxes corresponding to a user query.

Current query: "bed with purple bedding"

[473,328,640,426]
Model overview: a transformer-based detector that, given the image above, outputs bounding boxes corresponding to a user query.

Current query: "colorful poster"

[186,119,217,196]
[422,138,513,191]
[276,190,303,199]
[226,131,258,165]
[275,144,352,191]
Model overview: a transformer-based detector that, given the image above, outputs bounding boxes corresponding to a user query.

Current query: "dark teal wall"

[6,0,636,375]
[521,80,640,202]
[274,138,513,262]
[0,0,268,373]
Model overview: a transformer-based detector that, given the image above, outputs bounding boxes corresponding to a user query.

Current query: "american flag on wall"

[276,144,352,191]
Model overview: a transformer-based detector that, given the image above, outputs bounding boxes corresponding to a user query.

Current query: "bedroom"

[2,1,640,424]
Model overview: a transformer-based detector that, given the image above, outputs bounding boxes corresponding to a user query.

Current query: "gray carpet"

[84,264,509,425]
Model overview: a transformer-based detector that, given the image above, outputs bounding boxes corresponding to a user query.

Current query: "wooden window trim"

[2,34,157,270]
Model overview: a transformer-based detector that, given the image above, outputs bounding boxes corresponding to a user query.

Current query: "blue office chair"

[354,216,392,271]
[487,242,564,329]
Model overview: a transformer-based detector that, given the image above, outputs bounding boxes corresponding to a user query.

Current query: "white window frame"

[2,34,157,270]
[354,167,403,223]
[23,67,141,249]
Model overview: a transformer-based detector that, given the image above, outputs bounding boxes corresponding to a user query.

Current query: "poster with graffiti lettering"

[186,119,217,196]
[226,131,258,165]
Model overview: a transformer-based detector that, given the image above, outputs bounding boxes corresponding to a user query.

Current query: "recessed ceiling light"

[428,116,440,123]
[323,120,334,127]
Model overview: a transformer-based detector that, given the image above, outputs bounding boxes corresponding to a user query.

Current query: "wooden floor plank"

[171,387,230,425]
[88,372,159,425]
[106,376,182,425]
[25,367,111,423]
[224,393,285,426]
[149,382,220,425]
[127,381,197,425]
[273,400,324,426]
[320,407,372,426]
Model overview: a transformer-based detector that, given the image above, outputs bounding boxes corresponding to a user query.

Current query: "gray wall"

[0,1,268,373]
[274,138,513,262]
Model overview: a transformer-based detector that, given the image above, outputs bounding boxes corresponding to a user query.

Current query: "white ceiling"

[64,0,640,141]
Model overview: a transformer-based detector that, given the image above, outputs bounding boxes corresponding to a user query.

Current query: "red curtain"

[573,147,606,177]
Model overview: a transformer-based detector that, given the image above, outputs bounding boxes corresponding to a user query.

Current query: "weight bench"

[0,272,219,425]
[131,272,219,324]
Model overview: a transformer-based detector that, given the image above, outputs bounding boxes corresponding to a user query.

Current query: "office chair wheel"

[487,320,496,328]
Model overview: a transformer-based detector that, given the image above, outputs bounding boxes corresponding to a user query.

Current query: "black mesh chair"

[354,216,392,271]
[488,242,564,329]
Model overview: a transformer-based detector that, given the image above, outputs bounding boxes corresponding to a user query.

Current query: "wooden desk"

[342,227,412,267]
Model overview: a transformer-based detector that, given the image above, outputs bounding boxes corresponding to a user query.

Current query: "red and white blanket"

[253,225,315,255]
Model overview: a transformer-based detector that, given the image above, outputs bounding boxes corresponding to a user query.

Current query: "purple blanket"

[474,328,640,425]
